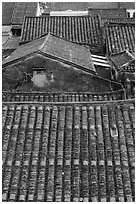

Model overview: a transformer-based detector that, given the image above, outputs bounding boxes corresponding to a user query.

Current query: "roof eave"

[2,50,97,76]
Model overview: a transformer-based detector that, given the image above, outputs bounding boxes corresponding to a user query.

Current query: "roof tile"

[106,23,135,54]
[21,16,103,46]
[3,33,95,74]
[2,89,126,102]
[2,101,135,201]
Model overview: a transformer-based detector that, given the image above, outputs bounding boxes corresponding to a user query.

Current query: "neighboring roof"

[2,89,126,102]
[119,2,135,9]
[20,16,103,45]
[2,33,96,74]
[40,2,135,11]
[2,37,20,50]
[2,2,15,25]
[2,99,135,202]
[109,50,135,70]
[11,2,38,25]
[119,61,135,73]
[41,2,91,12]
[104,17,135,24]
[2,2,38,26]
[106,22,135,54]
[88,8,127,18]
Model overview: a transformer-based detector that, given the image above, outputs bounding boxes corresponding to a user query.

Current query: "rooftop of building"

[2,99,135,202]
[106,21,135,55]
[2,2,38,26]
[108,50,135,71]
[2,33,96,75]
[20,15,104,46]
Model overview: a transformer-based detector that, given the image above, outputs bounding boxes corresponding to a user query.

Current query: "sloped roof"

[109,50,135,70]
[88,8,127,18]
[20,16,103,45]
[2,100,135,202]
[2,2,38,26]
[11,2,38,25]
[106,22,135,54]
[2,2,15,25]
[2,37,20,50]
[3,33,96,74]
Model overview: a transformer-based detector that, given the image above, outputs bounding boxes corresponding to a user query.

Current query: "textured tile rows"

[106,23,135,54]
[108,50,134,70]
[2,89,125,102]
[104,17,135,24]
[21,16,103,45]
[2,101,135,202]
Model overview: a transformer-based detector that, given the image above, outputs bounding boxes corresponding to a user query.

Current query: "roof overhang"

[3,51,97,76]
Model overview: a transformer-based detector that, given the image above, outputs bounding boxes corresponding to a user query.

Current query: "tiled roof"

[2,2,15,25]
[88,8,127,18]
[20,16,104,45]
[11,2,38,25]
[2,89,126,103]
[2,33,96,74]
[108,50,135,70]
[106,22,135,54]
[119,60,135,74]
[104,18,135,24]
[119,61,135,73]
[2,37,20,50]
[2,100,135,202]
[2,2,38,26]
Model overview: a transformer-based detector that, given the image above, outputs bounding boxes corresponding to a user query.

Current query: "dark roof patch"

[88,8,127,18]
[2,2,15,25]
[2,2,38,26]
[11,2,38,25]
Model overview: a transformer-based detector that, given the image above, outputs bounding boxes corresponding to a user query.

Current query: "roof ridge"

[2,88,125,95]
[125,49,135,60]
[39,33,50,50]
[2,98,135,105]
[24,15,100,18]
[10,2,17,24]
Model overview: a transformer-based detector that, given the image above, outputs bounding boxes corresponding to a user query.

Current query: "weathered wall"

[2,55,121,92]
